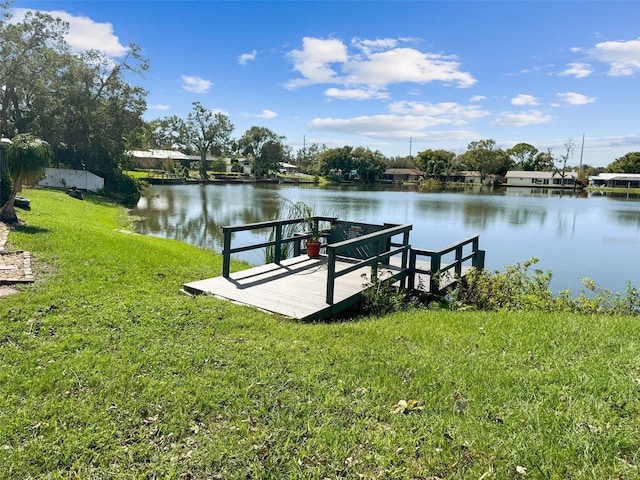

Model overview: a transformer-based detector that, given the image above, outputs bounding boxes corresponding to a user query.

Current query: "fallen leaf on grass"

[390,399,424,414]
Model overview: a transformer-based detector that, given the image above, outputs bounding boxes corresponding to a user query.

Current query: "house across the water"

[447,170,482,184]
[381,168,425,183]
[504,170,577,188]
[588,173,640,189]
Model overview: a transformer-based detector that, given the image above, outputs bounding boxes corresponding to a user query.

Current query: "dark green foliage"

[448,257,640,315]
[360,273,415,316]
[100,171,143,206]
[606,152,640,174]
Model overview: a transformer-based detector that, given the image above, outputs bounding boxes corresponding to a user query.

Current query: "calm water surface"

[131,184,640,294]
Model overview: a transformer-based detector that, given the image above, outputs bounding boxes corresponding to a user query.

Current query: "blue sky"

[11,1,640,167]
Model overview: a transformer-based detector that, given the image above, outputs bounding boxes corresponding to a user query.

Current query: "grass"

[2,188,640,479]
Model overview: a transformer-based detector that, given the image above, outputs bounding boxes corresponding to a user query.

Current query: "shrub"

[446,257,640,315]
[100,171,144,206]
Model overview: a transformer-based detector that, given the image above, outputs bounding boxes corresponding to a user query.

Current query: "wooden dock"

[183,255,405,321]
[183,218,484,321]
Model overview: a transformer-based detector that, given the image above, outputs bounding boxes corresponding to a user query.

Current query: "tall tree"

[507,143,541,171]
[553,138,575,183]
[318,146,355,180]
[237,126,286,178]
[158,102,235,180]
[0,6,69,137]
[458,139,512,181]
[352,147,387,183]
[415,149,456,177]
[294,142,327,175]
[0,133,52,224]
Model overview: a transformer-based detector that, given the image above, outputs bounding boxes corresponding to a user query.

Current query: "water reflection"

[131,184,640,293]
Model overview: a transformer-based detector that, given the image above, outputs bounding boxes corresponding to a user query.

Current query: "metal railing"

[325,224,412,304]
[222,216,336,278]
[408,235,485,294]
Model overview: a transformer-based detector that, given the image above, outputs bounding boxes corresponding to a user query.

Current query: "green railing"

[408,235,485,293]
[222,216,336,278]
[325,224,412,304]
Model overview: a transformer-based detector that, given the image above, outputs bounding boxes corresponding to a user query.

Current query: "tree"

[0,4,150,204]
[507,143,545,171]
[352,147,387,183]
[458,139,512,181]
[552,138,575,183]
[158,102,234,181]
[606,152,640,174]
[0,6,70,137]
[237,126,286,178]
[386,155,416,170]
[415,149,456,177]
[0,134,51,224]
[318,146,355,181]
[295,142,327,175]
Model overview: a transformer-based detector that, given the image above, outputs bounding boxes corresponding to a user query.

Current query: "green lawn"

[1,188,640,479]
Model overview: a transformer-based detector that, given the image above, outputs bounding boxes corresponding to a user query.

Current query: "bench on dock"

[183,217,485,320]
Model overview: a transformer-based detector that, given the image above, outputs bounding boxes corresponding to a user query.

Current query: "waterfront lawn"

[1,189,640,479]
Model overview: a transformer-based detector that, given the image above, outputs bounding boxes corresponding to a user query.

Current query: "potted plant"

[291,201,322,258]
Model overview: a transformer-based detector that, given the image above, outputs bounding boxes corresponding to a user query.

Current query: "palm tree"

[0,134,52,224]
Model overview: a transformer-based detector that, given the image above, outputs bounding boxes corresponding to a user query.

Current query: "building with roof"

[588,173,640,189]
[381,168,426,183]
[504,170,577,188]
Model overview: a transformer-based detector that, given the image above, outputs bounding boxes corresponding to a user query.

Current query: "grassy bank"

[2,189,640,479]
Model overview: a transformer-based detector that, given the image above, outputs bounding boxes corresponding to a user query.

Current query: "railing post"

[408,249,417,290]
[326,247,336,305]
[455,244,463,277]
[430,253,442,293]
[274,222,282,264]
[223,228,232,278]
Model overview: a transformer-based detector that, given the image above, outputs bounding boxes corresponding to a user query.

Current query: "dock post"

[223,228,232,278]
[408,250,416,290]
[274,222,282,264]
[326,248,336,305]
[430,253,442,293]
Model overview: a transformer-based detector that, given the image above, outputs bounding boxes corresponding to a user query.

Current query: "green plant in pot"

[289,200,322,258]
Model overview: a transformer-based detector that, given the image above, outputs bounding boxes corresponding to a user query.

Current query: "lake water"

[131,184,640,295]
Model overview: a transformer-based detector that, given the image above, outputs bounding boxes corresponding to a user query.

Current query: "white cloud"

[149,104,170,111]
[590,37,640,76]
[12,8,129,57]
[242,110,278,119]
[388,101,490,122]
[286,37,349,88]
[238,50,257,65]
[470,95,486,102]
[285,36,476,91]
[308,114,475,141]
[181,76,213,94]
[351,37,398,54]
[492,110,553,127]
[559,62,593,78]
[511,94,539,106]
[557,92,597,105]
[324,87,389,100]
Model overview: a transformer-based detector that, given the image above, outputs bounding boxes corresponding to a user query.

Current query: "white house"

[589,173,640,189]
[505,170,577,188]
